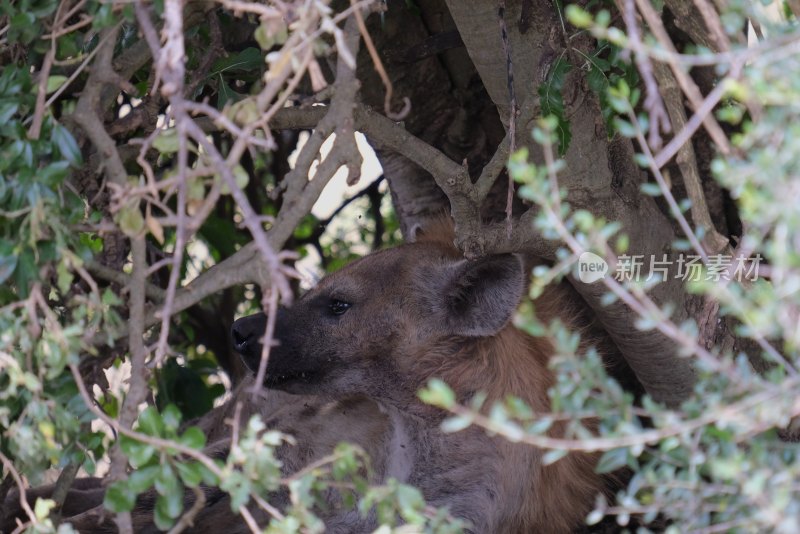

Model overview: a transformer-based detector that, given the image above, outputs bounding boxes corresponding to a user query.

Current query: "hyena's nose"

[231,313,266,355]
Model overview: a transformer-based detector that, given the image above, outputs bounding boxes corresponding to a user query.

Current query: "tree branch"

[107,236,148,534]
[72,24,127,187]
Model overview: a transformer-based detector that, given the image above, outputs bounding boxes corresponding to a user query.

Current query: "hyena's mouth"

[264,368,321,387]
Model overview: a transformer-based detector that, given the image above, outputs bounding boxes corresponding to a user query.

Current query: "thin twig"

[166,486,206,534]
[650,62,728,252]
[625,106,710,264]
[653,75,731,169]
[350,0,410,120]
[72,24,128,187]
[39,22,122,123]
[620,0,671,149]
[633,0,732,155]
[27,44,55,139]
[251,289,279,394]
[497,1,516,235]
[446,377,800,452]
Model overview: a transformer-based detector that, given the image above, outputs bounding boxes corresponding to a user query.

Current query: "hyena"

[2,221,609,533]
[228,221,608,532]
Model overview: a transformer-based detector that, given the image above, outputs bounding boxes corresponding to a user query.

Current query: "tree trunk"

[367,0,705,405]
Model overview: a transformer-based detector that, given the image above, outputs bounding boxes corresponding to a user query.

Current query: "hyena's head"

[231,236,526,398]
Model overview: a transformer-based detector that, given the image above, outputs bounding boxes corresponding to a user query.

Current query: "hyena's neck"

[375,402,415,483]
[377,400,503,532]
[407,325,556,413]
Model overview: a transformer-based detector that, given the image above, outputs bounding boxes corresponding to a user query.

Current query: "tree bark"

[453,0,707,405]
[357,0,506,236]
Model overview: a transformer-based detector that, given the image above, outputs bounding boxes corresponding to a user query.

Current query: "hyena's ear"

[437,254,526,337]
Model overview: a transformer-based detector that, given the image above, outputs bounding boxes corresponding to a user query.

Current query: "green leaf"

[537,55,572,156]
[116,201,145,237]
[45,75,67,94]
[138,406,164,437]
[178,426,207,450]
[120,435,156,467]
[222,471,251,510]
[51,123,81,165]
[640,183,662,196]
[162,404,182,431]
[542,449,568,465]
[154,494,179,530]
[612,117,636,138]
[211,47,263,76]
[586,509,605,525]
[440,415,473,433]
[56,260,73,294]
[216,80,241,110]
[127,465,159,493]
[153,129,179,153]
[158,481,184,520]
[104,481,136,512]
[395,483,425,519]
[92,3,116,29]
[155,463,181,497]
[596,447,629,474]
[418,379,456,408]
[0,102,19,123]
[34,498,56,520]
[565,5,593,28]
[254,20,288,50]
[14,249,37,298]
[175,461,204,487]
[0,254,18,285]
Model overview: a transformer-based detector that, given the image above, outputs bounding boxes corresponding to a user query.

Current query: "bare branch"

[350,0,410,120]
[652,62,728,252]
[108,236,149,534]
[133,0,191,368]
[0,452,35,532]
[619,0,671,150]
[633,0,732,156]
[72,24,128,187]
[48,462,81,526]
[167,486,206,534]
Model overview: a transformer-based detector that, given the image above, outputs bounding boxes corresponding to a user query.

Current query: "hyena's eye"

[328,299,352,316]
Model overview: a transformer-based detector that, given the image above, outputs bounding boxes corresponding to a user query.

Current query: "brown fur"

[406,225,605,532]
[417,225,610,532]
